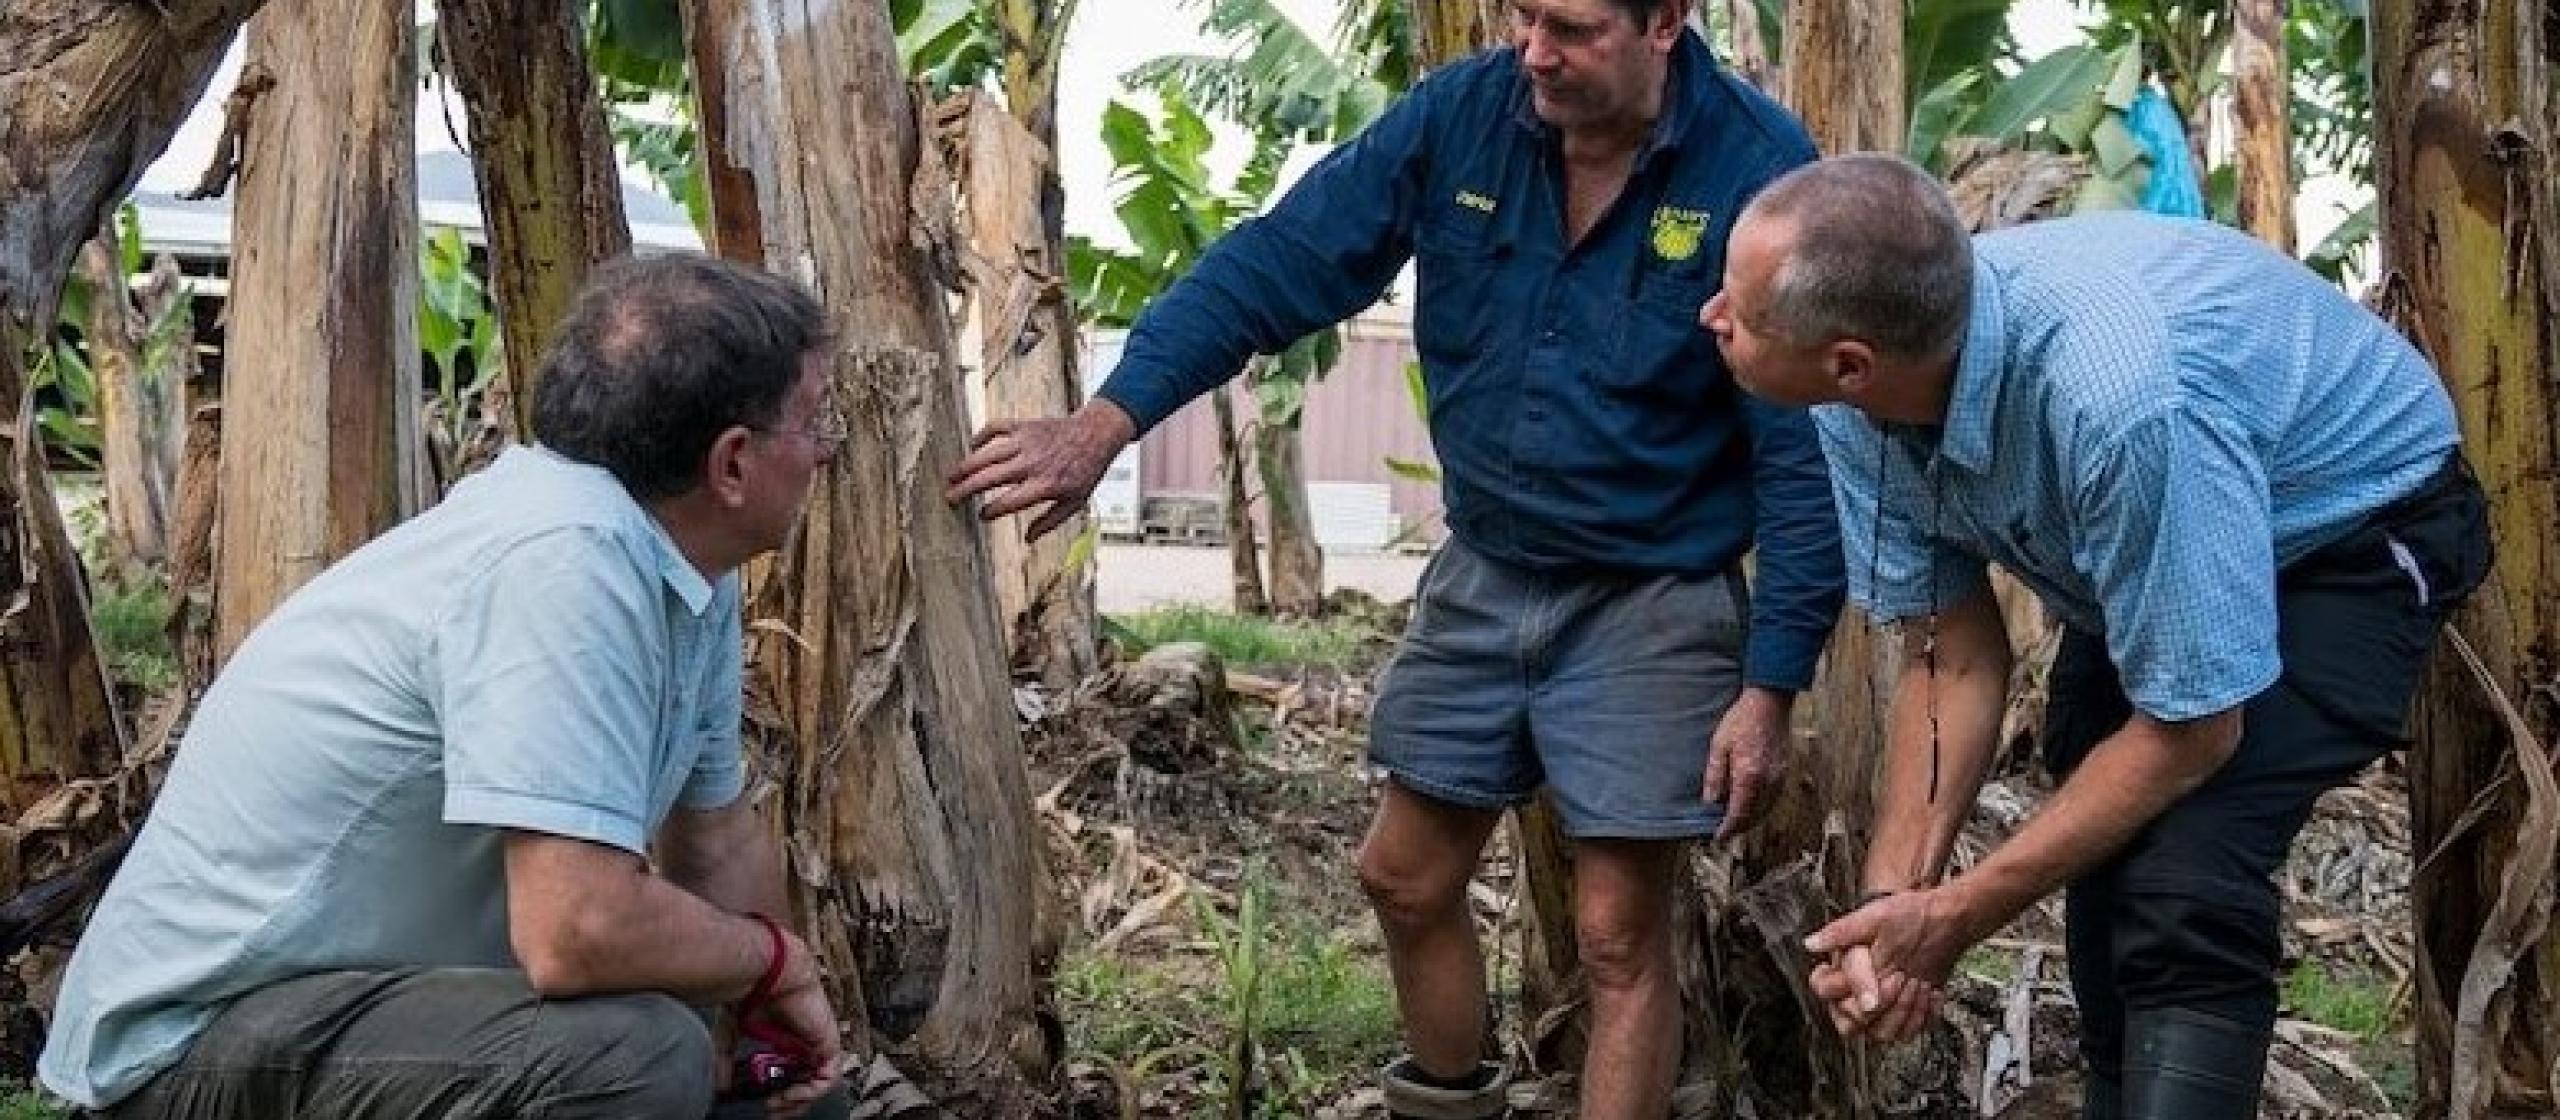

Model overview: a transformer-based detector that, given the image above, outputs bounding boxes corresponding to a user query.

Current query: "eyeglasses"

[750,398,850,452]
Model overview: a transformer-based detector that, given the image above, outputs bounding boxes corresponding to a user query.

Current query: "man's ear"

[1652,0,1690,49]
[1827,338,1879,397]
[702,426,756,509]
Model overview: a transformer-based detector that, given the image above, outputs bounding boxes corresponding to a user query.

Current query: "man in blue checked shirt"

[946,1,1843,1116]
[1706,153,2492,1119]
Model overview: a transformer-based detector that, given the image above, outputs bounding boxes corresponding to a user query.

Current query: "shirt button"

[1541,328,1560,343]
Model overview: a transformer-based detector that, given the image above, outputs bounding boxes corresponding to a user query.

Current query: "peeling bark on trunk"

[1413,0,1508,71]
[215,0,422,662]
[433,0,632,439]
[1782,0,1905,156]
[953,93,1098,686]
[0,0,249,828]
[78,234,170,574]
[1213,382,1268,617]
[168,403,220,697]
[2374,0,2560,1111]
[1255,416,1322,618]
[687,0,1054,1107]
[2231,0,2294,253]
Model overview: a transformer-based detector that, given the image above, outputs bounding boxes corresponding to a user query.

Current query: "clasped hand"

[1801,887,1976,1044]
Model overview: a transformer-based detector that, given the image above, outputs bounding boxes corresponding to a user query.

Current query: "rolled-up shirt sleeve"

[437,530,663,854]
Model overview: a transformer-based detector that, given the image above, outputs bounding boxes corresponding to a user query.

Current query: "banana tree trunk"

[168,402,221,695]
[432,0,632,441]
[2373,0,2560,1111]
[955,92,1099,686]
[1213,381,1268,616]
[2231,0,2294,252]
[0,0,255,825]
[685,0,1054,1108]
[77,233,170,575]
[1414,0,1507,69]
[1783,0,1904,155]
[1255,412,1322,618]
[215,0,422,662]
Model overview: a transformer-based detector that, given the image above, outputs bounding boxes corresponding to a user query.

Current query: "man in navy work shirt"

[946,2,1842,1116]
[1708,155,2491,1119]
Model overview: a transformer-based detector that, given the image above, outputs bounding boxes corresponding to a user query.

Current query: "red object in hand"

[732,913,817,1098]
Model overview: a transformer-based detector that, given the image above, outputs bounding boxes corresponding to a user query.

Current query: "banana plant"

[1909,36,2157,214]
[1121,0,1401,143]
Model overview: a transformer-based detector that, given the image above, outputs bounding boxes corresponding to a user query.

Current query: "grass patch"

[1107,605,1373,669]
[1056,915,1397,1117]
[2360,1040,2417,1115]
[2283,961,2396,1039]
[0,1081,69,1120]
[1956,945,2023,985]
[1258,926,1400,1072]
[90,577,178,695]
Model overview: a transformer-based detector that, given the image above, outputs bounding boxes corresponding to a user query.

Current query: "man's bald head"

[1736,153,1974,363]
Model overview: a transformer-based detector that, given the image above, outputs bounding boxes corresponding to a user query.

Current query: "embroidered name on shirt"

[1455,190,1499,214]
[1650,205,1711,262]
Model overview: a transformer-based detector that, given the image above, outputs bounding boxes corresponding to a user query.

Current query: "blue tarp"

[2129,86,2205,218]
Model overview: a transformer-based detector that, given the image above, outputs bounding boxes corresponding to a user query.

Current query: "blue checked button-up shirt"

[1817,213,2460,721]
[1098,33,1845,690]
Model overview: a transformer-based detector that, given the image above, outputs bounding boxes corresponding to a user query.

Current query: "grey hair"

[1738,153,1973,362]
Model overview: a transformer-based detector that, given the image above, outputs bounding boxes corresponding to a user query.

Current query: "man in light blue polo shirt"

[1703,155,2490,1119]
[41,255,860,1119]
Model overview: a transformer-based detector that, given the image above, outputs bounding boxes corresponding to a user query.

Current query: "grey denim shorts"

[1367,535,1748,839]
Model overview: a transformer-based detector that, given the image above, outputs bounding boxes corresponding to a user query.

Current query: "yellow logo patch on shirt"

[1456,190,1499,214]
[1650,205,1711,262]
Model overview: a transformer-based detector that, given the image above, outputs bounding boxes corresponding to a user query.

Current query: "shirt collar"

[520,444,719,615]
[1506,29,1714,160]
[643,512,717,616]
[1937,255,2008,475]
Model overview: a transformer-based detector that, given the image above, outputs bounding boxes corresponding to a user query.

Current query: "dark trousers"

[2041,458,2490,1081]
[104,968,853,1120]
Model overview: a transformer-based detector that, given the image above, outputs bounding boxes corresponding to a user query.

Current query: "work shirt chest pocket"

[1599,251,1724,403]
[1412,214,1510,374]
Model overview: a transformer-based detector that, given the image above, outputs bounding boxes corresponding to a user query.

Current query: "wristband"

[741,912,788,1014]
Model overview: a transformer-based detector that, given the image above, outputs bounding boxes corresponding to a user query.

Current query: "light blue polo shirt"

[39,445,748,1107]
[1819,212,2459,723]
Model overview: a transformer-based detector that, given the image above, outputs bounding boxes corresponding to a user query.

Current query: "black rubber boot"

[1381,1056,1510,1120]
[2081,1069,2124,1120]
[2121,1007,2271,1120]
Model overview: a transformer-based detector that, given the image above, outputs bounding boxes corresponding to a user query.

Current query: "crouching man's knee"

[516,991,716,1117]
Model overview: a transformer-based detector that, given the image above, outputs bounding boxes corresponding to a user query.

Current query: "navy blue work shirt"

[1096,32,1845,691]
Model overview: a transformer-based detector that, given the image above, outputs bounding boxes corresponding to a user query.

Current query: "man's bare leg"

[1358,781,1505,1078]
[1572,838,1682,1120]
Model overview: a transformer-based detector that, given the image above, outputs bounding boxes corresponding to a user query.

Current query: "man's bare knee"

[1571,842,1678,993]
[1574,905,1672,991]
[1358,837,1471,931]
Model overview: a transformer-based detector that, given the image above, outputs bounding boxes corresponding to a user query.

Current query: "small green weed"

[1956,945,2022,985]
[1259,927,1399,1074]
[0,1081,70,1120]
[90,577,178,695]
[2282,961,2395,1039]
[1056,868,1397,1119]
